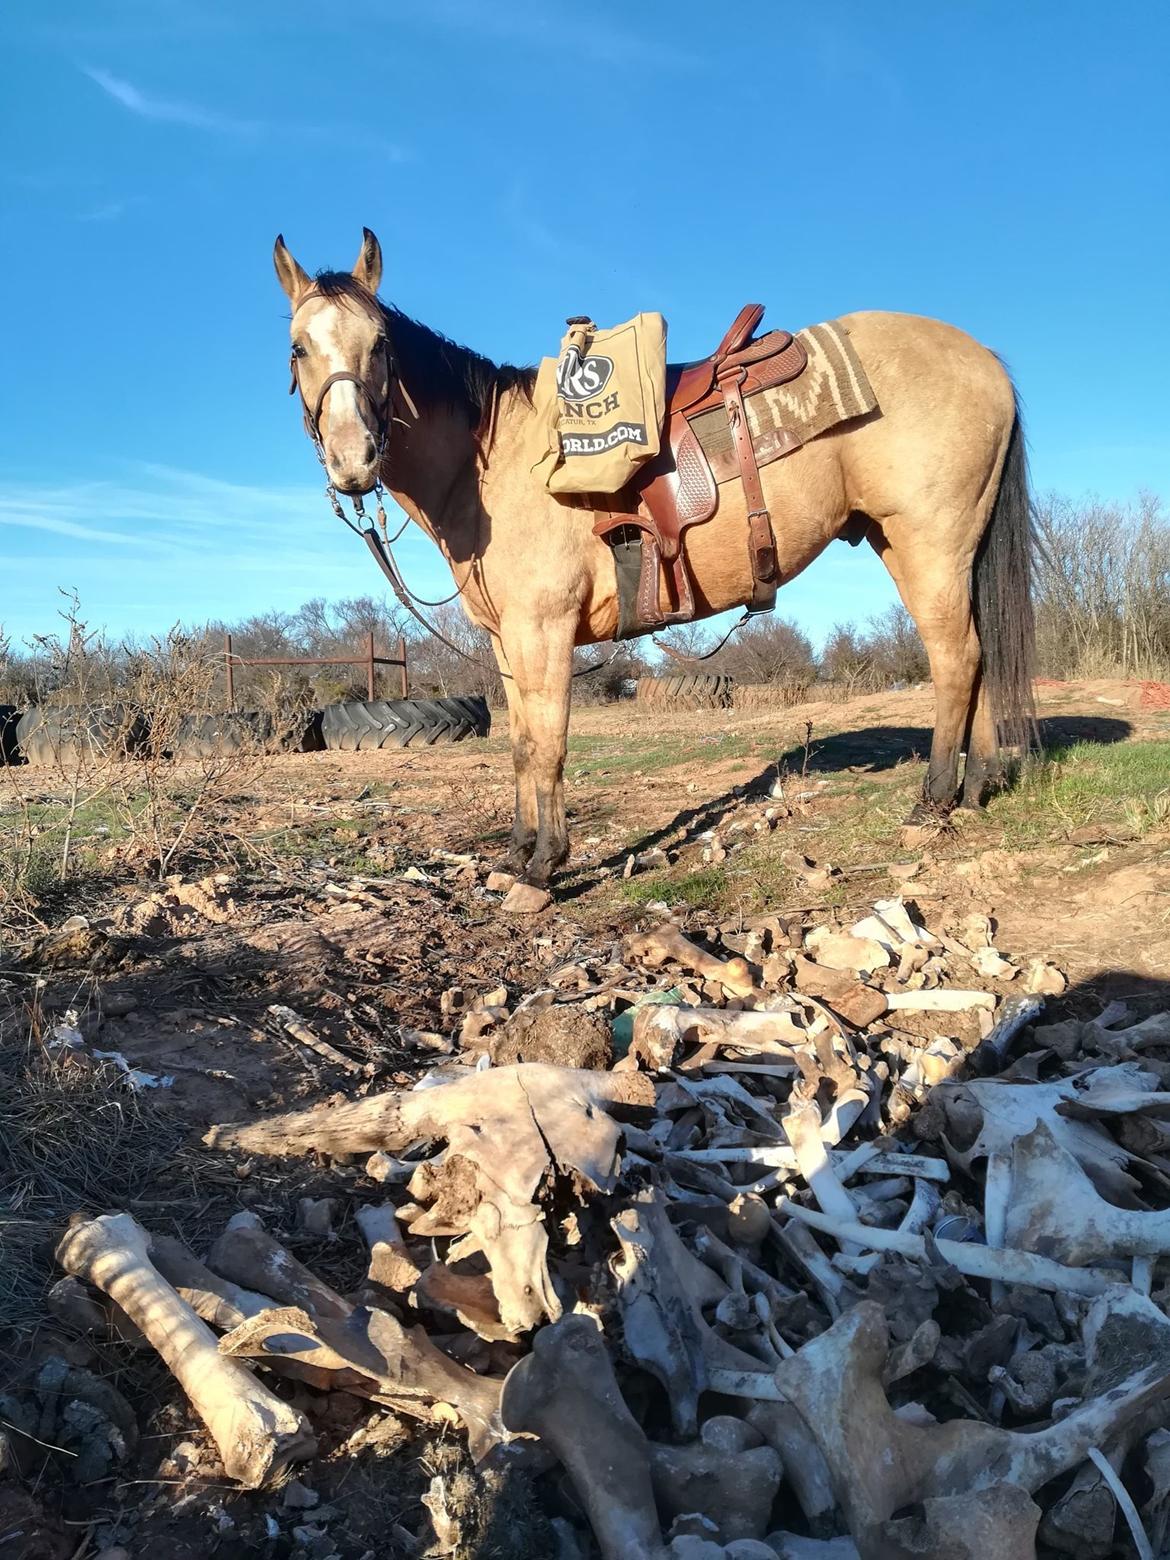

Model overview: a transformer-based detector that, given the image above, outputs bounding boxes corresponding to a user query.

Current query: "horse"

[273,229,1035,888]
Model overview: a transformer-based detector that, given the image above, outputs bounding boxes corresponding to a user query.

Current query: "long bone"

[56,1213,316,1488]
[766,1302,1170,1544]
[208,1211,354,1320]
[624,925,757,999]
[151,1234,505,1454]
[1003,1122,1170,1266]
[500,1314,668,1560]
[207,1064,654,1333]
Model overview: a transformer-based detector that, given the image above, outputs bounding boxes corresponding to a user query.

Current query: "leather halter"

[287,289,396,470]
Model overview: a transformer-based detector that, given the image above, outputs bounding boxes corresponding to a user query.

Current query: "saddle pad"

[689,319,877,485]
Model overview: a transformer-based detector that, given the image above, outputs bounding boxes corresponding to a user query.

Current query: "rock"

[460,1010,505,1044]
[831,984,889,1028]
[806,928,890,973]
[283,1479,320,1509]
[501,882,552,914]
[485,870,516,893]
[295,1199,335,1238]
[790,957,888,1025]
[490,1006,612,1070]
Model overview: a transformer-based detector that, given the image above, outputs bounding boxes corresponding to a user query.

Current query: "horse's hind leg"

[959,678,1003,808]
[869,525,981,814]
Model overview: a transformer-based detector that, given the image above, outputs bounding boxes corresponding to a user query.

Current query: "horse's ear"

[273,234,311,305]
[352,227,383,295]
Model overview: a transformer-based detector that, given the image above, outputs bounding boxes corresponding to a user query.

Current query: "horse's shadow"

[558,714,1135,901]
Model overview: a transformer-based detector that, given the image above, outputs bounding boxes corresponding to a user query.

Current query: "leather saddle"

[593,304,807,638]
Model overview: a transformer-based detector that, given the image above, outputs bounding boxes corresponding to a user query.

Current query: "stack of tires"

[10,704,149,766]
[732,683,812,711]
[319,696,491,750]
[635,674,734,711]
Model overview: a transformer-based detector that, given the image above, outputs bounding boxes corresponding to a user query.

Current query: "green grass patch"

[620,867,729,908]
[986,739,1170,846]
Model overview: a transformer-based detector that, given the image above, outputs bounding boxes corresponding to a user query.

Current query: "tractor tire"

[0,706,21,765]
[172,711,275,759]
[635,674,733,710]
[732,682,812,712]
[320,696,491,751]
[15,704,149,767]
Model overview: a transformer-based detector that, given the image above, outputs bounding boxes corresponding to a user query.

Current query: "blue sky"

[2,0,1167,651]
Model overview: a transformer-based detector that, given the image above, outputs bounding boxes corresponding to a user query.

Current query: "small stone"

[501,882,552,914]
[475,985,509,1011]
[283,1480,320,1510]
[623,854,637,879]
[485,870,516,893]
[888,859,922,881]
[295,1198,334,1238]
[830,983,889,1028]
[460,1009,504,1043]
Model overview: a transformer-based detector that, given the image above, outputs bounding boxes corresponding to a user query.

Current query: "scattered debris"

[35,887,1170,1559]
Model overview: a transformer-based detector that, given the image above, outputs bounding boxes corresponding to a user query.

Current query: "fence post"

[224,631,234,710]
[367,630,376,700]
[397,635,407,698]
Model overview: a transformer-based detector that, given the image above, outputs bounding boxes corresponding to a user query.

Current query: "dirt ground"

[2,677,1169,1557]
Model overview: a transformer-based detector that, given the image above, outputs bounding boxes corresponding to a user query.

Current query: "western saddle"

[593,303,807,639]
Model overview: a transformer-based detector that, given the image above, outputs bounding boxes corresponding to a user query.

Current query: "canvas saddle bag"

[529,313,667,494]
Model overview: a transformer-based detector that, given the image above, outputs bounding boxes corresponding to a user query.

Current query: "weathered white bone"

[633,1003,807,1056]
[649,1425,782,1543]
[784,1100,860,1253]
[56,1212,315,1488]
[747,1402,837,1532]
[221,1301,505,1457]
[612,1191,765,1437]
[942,1065,1157,1197]
[1003,1122,1170,1266]
[500,1314,667,1560]
[624,924,757,998]
[354,1202,421,1294]
[873,1483,1041,1560]
[208,1212,354,1319]
[886,990,997,1012]
[208,1065,654,1334]
[150,1234,276,1330]
[769,1302,1170,1543]
[779,1199,1116,1296]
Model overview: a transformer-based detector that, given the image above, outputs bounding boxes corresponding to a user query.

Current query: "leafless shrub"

[1034,492,1170,679]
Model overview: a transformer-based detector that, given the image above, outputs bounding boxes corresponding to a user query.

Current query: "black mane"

[311,271,535,427]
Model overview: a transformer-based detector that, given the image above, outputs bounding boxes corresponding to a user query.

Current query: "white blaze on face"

[301,301,362,429]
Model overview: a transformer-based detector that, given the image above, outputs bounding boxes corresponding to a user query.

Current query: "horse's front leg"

[501,615,576,888]
[496,638,538,872]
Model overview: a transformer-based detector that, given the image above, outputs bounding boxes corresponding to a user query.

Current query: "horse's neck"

[383,405,482,564]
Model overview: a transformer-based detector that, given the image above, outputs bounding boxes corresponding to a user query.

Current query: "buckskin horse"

[273,229,1034,888]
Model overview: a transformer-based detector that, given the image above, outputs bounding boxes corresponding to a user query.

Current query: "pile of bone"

[50,900,1170,1560]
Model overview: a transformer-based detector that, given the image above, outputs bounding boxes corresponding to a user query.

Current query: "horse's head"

[274,229,391,496]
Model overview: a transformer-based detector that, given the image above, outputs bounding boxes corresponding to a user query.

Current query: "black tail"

[973,396,1036,751]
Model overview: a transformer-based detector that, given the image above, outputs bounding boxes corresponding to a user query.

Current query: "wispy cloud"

[0,463,448,642]
[403,0,702,71]
[83,65,261,135]
[81,65,410,161]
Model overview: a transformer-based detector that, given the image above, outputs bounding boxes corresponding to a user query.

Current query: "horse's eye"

[291,342,307,359]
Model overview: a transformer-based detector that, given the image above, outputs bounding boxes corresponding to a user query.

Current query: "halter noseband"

[287,289,403,529]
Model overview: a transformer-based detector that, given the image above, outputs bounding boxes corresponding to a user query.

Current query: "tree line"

[2,495,1166,710]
